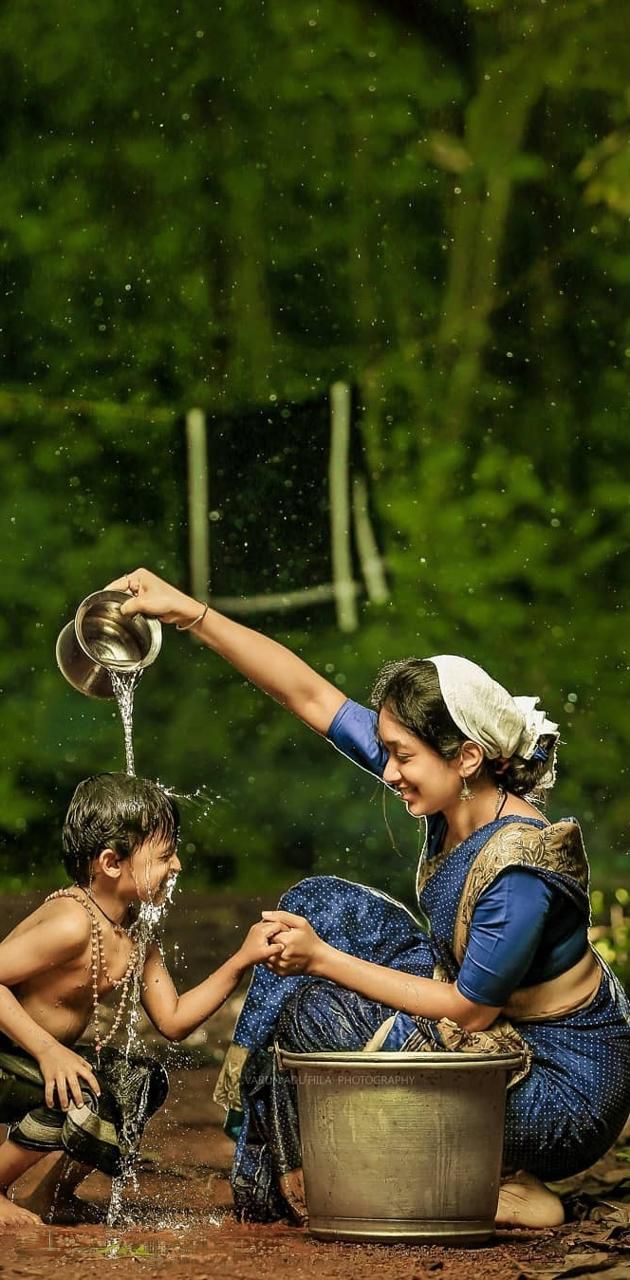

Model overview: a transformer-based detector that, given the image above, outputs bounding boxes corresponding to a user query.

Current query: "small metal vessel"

[277,1047,524,1245]
[56,590,162,699]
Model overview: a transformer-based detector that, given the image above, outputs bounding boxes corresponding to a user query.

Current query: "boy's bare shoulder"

[7,894,92,954]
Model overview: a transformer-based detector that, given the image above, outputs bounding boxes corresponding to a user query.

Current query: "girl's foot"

[496,1170,564,1228]
[279,1168,308,1225]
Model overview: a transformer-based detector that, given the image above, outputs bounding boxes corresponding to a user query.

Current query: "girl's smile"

[378,705,462,817]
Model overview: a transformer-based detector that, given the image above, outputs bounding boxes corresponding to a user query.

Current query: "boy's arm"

[107,568,346,734]
[0,910,101,1107]
[141,920,283,1042]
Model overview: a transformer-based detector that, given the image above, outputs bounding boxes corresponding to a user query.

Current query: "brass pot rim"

[74,589,162,671]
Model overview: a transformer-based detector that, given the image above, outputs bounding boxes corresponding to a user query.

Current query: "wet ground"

[2,893,629,1280]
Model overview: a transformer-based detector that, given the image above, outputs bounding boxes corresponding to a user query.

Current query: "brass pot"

[56,590,162,699]
[277,1048,523,1245]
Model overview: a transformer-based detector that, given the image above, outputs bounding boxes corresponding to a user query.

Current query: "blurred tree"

[0,0,629,899]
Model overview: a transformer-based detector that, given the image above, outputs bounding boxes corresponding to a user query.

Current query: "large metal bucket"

[278,1048,523,1244]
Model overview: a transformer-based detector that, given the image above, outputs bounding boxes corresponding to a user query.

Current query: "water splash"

[155,782,222,814]
[106,873,180,1228]
[109,668,143,775]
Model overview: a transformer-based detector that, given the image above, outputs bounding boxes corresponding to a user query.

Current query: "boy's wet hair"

[62,773,180,885]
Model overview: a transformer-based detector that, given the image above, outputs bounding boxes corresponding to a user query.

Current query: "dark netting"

[207,394,331,598]
[182,388,383,626]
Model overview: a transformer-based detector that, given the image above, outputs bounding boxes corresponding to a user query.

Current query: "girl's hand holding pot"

[106,568,202,628]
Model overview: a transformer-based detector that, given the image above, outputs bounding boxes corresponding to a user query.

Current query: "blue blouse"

[327,698,586,1007]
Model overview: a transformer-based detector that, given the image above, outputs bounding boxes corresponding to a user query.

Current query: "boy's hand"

[37,1043,101,1111]
[236,920,285,970]
[260,910,324,976]
[105,568,201,628]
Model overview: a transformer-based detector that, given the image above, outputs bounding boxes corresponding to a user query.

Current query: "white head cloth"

[430,655,559,786]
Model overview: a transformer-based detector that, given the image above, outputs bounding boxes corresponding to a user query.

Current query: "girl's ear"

[97,847,122,880]
[459,739,485,779]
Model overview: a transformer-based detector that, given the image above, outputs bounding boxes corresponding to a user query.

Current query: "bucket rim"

[276,1048,525,1071]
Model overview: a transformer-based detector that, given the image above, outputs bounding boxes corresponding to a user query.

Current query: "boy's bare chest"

[18,939,138,1048]
[87,931,139,997]
[23,933,137,1007]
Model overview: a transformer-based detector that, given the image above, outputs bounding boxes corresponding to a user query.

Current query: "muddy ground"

[2,893,629,1280]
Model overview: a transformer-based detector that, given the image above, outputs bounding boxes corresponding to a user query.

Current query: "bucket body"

[278,1048,523,1244]
[56,590,162,699]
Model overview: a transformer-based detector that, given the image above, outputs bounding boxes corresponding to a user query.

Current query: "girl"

[109,569,630,1228]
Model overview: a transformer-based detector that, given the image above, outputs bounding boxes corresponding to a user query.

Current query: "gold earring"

[460,777,473,801]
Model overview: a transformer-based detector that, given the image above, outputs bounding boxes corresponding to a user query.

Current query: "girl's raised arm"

[106,568,347,734]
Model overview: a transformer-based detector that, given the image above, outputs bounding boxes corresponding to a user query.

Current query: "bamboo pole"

[211,582,360,614]
[185,408,210,603]
[329,381,358,632]
[352,474,388,604]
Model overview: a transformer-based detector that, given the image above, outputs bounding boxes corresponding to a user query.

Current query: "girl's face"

[378,705,462,817]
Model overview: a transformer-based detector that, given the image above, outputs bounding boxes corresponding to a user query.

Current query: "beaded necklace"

[45,886,141,1055]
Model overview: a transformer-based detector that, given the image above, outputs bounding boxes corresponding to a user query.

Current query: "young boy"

[0,773,282,1230]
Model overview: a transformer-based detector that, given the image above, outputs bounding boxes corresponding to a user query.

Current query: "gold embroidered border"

[416,834,453,901]
[452,819,589,965]
[433,1017,532,1090]
[213,1042,250,1111]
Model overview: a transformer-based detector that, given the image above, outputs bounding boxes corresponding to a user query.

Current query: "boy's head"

[62,773,181,900]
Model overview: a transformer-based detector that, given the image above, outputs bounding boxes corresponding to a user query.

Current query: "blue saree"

[215,706,630,1222]
[215,706,630,1223]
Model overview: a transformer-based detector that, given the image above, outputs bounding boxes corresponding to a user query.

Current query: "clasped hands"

[259,910,324,977]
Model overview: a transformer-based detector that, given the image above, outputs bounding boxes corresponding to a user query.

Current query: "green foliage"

[1,0,629,914]
[591,889,630,989]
